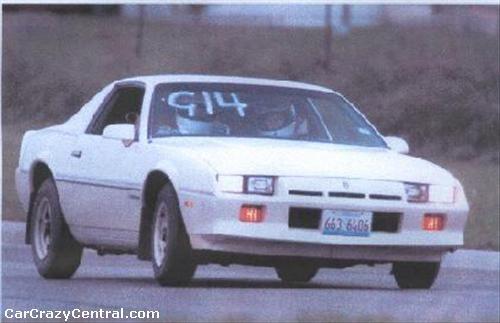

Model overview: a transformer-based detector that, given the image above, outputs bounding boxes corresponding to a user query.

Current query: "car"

[15,74,469,288]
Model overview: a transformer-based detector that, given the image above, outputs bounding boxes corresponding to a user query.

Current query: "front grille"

[369,194,402,201]
[372,212,401,232]
[289,190,323,197]
[289,190,402,201]
[288,207,321,229]
[328,192,366,199]
[288,208,401,233]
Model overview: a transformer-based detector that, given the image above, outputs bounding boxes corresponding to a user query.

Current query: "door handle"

[71,150,82,158]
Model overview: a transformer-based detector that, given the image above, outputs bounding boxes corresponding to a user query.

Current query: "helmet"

[166,90,217,135]
[176,112,217,135]
[175,108,230,135]
[256,104,297,137]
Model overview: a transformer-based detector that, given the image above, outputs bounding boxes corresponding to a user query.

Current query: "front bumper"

[178,180,468,263]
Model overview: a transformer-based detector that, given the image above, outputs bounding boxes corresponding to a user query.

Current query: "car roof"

[118,74,334,93]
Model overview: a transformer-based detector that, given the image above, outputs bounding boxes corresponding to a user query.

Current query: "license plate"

[322,210,372,237]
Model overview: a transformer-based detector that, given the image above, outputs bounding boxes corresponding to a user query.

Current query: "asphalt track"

[2,221,499,322]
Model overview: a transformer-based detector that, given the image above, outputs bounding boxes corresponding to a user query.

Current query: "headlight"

[244,176,275,195]
[217,175,275,195]
[404,182,456,203]
[404,182,429,203]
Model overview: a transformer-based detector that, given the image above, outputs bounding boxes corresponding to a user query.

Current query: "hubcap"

[153,202,168,267]
[34,197,51,259]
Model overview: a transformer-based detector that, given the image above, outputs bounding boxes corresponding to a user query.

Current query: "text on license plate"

[322,210,373,237]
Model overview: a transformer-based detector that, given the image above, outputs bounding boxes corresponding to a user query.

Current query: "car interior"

[88,85,145,135]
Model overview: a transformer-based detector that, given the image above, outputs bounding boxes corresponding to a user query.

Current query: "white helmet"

[256,105,297,138]
[175,110,230,135]
[175,112,215,135]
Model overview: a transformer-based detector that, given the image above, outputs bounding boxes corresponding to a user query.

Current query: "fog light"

[423,213,445,231]
[239,205,264,223]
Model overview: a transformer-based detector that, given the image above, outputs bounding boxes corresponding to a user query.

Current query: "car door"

[60,83,149,247]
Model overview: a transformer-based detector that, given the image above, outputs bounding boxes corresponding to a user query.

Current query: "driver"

[176,108,216,135]
[175,107,229,135]
[255,104,298,138]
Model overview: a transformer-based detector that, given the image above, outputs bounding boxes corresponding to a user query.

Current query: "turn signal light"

[423,213,445,231]
[239,205,264,223]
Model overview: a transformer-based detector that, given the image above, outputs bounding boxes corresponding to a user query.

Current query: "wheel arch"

[137,169,180,260]
[25,160,54,244]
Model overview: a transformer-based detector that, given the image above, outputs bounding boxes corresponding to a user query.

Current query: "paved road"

[2,221,499,322]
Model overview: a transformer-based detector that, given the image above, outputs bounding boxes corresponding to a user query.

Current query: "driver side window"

[87,85,145,136]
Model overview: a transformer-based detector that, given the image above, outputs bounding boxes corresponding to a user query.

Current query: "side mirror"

[103,124,135,141]
[384,136,409,154]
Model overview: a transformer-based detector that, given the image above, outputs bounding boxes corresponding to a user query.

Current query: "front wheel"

[30,178,83,278]
[275,263,319,283]
[392,261,440,289]
[151,183,197,286]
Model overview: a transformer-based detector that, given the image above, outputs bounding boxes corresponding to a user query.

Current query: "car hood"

[154,137,457,185]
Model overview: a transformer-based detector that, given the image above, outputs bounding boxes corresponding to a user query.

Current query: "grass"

[3,11,499,155]
[2,10,499,250]
[435,159,499,250]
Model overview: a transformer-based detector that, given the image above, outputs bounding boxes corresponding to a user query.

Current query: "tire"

[30,178,83,279]
[151,183,197,286]
[392,261,441,289]
[275,263,319,283]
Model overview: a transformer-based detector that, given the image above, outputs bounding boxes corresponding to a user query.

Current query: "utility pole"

[342,5,351,31]
[324,4,332,69]
[135,5,145,58]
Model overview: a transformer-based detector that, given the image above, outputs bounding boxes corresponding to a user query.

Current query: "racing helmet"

[256,104,297,137]
[175,106,231,135]
[170,91,217,135]
[176,111,216,135]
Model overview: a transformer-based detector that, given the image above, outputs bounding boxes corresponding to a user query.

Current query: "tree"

[188,5,206,16]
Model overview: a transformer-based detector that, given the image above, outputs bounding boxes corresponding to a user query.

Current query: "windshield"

[149,83,387,148]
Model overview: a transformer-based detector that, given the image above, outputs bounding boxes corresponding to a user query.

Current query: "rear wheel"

[275,263,319,283]
[30,178,83,278]
[151,183,197,286]
[392,261,440,289]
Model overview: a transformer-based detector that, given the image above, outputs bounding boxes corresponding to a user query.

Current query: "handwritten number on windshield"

[167,91,247,117]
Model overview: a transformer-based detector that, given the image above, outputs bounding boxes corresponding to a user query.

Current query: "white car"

[16,74,469,288]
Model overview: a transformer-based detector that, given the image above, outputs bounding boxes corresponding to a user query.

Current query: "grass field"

[433,159,499,250]
[3,12,499,155]
[2,11,499,250]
